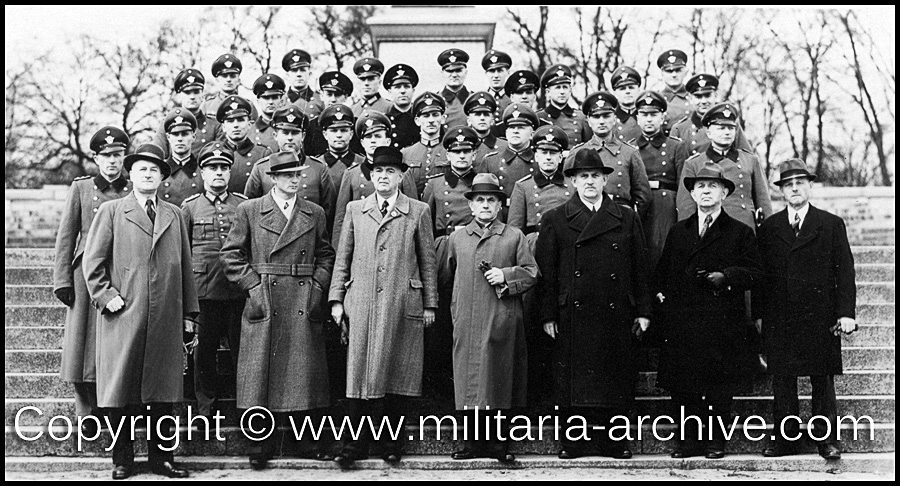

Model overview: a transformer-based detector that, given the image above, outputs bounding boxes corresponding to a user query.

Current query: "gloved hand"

[54,287,75,307]
[697,269,726,289]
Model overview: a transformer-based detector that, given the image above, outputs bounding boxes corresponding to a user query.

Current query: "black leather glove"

[55,287,76,307]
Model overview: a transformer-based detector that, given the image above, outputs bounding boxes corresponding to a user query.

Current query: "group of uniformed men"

[53,45,858,478]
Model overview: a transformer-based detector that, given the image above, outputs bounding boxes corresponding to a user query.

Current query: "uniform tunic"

[181,191,248,301]
[159,154,202,207]
[250,116,280,153]
[285,86,324,120]
[670,111,752,157]
[676,145,773,231]
[445,220,538,409]
[350,93,393,117]
[488,87,511,135]
[481,146,537,200]
[226,137,272,195]
[633,131,689,266]
[402,139,448,197]
[312,151,364,195]
[423,169,476,238]
[54,174,131,384]
[537,104,592,148]
[221,195,335,411]
[153,109,222,158]
[566,137,652,217]
[474,133,508,171]
[385,105,418,150]
[612,106,641,144]
[244,155,337,229]
[441,86,470,132]
[661,85,691,129]
[507,170,572,252]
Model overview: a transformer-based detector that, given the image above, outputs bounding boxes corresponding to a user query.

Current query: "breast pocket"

[192,221,213,240]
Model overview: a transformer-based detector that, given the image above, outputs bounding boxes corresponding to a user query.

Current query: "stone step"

[6,395,895,427]
[4,423,894,457]
[5,348,233,373]
[5,327,64,350]
[843,325,895,347]
[6,371,894,401]
[6,246,894,268]
[856,282,895,303]
[855,264,895,282]
[4,453,896,475]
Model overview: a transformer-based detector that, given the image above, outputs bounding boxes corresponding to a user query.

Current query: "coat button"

[575,271,582,277]
[298,310,304,315]
[612,243,619,250]
[609,303,616,310]
[574,301,581,309]
[272,280,277,286]
[273,311,277,316]
[576,243,582,248]
[299,281,305,286]
[377,288,383,293]
[610,273,617,280]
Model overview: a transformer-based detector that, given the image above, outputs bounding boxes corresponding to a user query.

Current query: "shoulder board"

[484,151,499,158]
[204,92,219,101]
[305,157,325,166]
[626,137,638,145]
[674,114,690,125]
[622,140,638,149]
[232,192,249,200]
[667,134,683,142]
[182,193,202,203]
[309,154,325,163]
[570,141,586,151]
[73,175,92,181]
[516,174,533,184]
[426,173,444,180]
[686,152,703,161]
[738,147,755,155]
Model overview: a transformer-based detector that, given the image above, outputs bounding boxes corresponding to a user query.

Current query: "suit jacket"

[757,205,856,375]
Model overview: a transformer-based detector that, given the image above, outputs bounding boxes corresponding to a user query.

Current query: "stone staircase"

[4,244,895,471]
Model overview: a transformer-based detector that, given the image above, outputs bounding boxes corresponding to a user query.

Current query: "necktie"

[380,200,389,217]
[792,213,801,238]
[284,201,290,211]
[700,214,712,239]
[145,199,156,226]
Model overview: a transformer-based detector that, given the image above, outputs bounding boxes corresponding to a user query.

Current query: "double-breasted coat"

[221,194,335,411]
[669,111,753,157]
[444,220,538,409]
[757,206,856,376]
[54,174,131,384]
[82,193,199,407]
[328,193,439,399]
[653,210,762,394]
[534,194,652,407]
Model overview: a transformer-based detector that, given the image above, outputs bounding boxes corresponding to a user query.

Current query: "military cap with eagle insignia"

[442,126,481,151]
[531,125,569,152]
[215,95,253,123]
[282,49,311,71]
[610,66,642,90]
[656,49,688,69]
[701,102,740,127]
[540,64,573,89]
[582,91,619,116]
[505,70,539,94]
[481,50,512,71]
[355,111,392,138]
[252,73,286,97]
[634,90,668,112]
[211,53,242,77]
[437,48,469,70]
[272,105,309,131]
[163,108,198,133]
[198,141,234,167]
[502,103,539,128]
[383,63,419,89]
[173,68,205,93]
[319,104,355,130]
[353,57,385,78]
[463,91,498,115]
[685,74,719,95]
[319,71,353,96]
[89,127,129,154]
[412,92,447,116]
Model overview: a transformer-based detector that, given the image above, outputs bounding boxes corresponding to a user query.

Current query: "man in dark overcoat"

[83,143,199,479]
[534,149,651,460]
[757,159,857,461]
[221,154,336,469]
[653,163,762,459]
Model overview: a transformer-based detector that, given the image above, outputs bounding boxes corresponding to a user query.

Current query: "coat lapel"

[122,194,153,237]
[792,205,823,253]
[362,194,382,225]
[380,193,411,227]
[151,202,175,250]
[258,194,287,238]
[576,195,622,244]
[690,210,727,257]
[565,195,591,235]
[270,198,315,256]
[771,208,795,246]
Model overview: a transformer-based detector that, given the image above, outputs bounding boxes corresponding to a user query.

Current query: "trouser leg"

[107,406,135,467]
[706,389,734,451]
[341,398,372,457]
[671,392,705,449]
[772,374,801,444]
[146,402,175,465]
[194,300,225,417]
[810,375,839,446]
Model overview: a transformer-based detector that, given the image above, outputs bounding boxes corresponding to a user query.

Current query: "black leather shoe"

[558,449,581,459]
[111,465,132,480]
[334,451,365,468]
[671,445,705,458]
[705,446,726,459]
[495,452,516,464]
[381,452,402,464]
[451,448,478,460]
[762,443,796,457]
[603,445,633,459]
[818,444,841,460]
[249,453,271,470]
[150,460,189,478]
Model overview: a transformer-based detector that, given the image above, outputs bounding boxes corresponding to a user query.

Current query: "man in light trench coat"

[329,146,439,467]
[83,143,198,480]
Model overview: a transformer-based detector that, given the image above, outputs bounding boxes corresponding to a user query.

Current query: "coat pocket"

[245,285,267,322]
[192,263,207,274]
[557,292,568,308]
[406,278,424,318]
[307,278,326,323]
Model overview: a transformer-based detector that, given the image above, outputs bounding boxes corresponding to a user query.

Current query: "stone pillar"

[368,6,498,96]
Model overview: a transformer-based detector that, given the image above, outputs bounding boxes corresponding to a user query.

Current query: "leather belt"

[437,225,467,237]
[522,225,539,235]
[254,263,315,277]
[650,180,677,191]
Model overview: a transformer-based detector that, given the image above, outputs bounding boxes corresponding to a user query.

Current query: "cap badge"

[265,81,273,89]
[396,69,405,77]
[519,77,526,84]
[722,109,732,118]
[363,63,371,71]
[478,98,486,105]
[596,99,606,107]
[293,55,300,62]
[698,79,707,87]
[365,119,374,127]
[449,55,457,63]
[174,116,184,125]
[331,78,338,86]
[643,96,653,104]
[334,112,344,120]
[490,55,498,63]
[230,102,239,111]
[544,133,554,142]
[286,114,296,123]
[556,69,564,77]
[668,55,677,63]
[104,136,115,145]
[456,134,465,142]
[224,61,233,68]
[512,110,521,119]
[213,150,223,157]
[187,76,195,84]
[424,98,433,105]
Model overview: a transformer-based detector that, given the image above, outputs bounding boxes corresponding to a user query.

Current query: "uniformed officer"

[437,48,471,130]
[610,66,643,143]
[421,126,481,399]
[631,91,690,267]
[566,91,651,218]
[246,120,336,229]
[54,127,132,434]
[311,104,364,191]
[481,104,541,206]
[669,74,752,156]
[217,95,273,194]
[202,53,259,122]
[656,49,691,128]
[350,57,392,116]
[676,102,772,231]
[250,73,287,152]
[180,142,248,422]
[160,108,203,206]
[505,70,540,111]
[304,70,355,157]
[482,49,513,133]
[464,91,508,165]
[332,111,418,246]
[537,64,592,148]
[282,48,324,119]
[403,92,449,197]
[383,63,419,150]
[154,69,222,158]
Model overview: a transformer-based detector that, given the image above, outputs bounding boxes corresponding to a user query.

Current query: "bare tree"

[226,6,283,74]
[553,7,629,100]
[506,7,551,79]
[308,5,378,70]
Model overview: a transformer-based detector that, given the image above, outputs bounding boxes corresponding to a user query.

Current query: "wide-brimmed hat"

[464,173,506,200]
[683,163,736,194]
[774,158,817,186]
[563,149,614,177]
[124,143,170,179]
[265,151,308,175]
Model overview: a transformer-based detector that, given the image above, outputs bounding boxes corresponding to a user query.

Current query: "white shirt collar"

[579,195,603,212]
[376,192,399,215]
[133,191,157,210]
[271,189,297,219]
[787,203,810,229]
[697,207,722,235]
